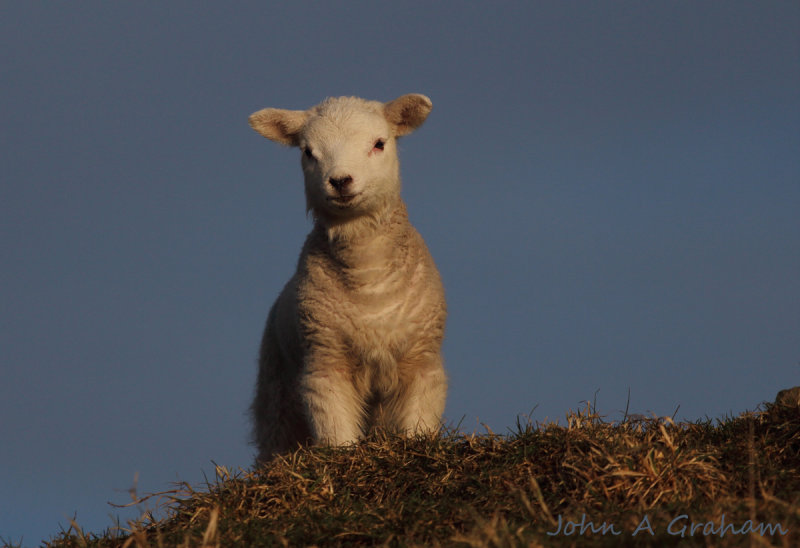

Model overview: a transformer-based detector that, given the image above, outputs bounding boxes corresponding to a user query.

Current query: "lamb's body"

[249,94,446,461]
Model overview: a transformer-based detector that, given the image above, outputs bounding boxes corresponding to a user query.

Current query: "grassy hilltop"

[41,402,798,547]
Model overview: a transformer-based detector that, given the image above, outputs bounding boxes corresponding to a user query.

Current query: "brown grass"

[43,402,799,547]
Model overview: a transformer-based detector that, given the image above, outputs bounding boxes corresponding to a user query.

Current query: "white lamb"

[248,94,447,462]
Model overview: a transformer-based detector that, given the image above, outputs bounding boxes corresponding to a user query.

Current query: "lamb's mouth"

[328,194,360,205]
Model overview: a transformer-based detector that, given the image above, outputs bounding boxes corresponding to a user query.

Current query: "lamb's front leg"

[300,359,365,446]
[385,351,447,434]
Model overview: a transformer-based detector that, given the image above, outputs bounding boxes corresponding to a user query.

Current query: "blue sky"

[1,2,798,544]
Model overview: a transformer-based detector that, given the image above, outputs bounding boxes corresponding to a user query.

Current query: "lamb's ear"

[248,108,308,146]
[384,94,432,137]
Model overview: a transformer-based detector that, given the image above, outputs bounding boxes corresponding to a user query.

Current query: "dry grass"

[43,402,799,547]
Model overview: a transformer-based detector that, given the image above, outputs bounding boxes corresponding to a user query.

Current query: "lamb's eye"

[373,139,385,151]
[303,147,314,159]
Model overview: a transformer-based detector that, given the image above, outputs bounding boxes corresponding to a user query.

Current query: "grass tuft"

[44,403,799,546]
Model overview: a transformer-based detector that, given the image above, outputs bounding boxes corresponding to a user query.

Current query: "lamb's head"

[249,94,432,222]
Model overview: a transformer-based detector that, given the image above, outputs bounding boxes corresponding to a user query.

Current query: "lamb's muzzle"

[328,175,353,192]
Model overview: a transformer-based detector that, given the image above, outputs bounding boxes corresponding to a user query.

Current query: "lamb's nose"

[328,175,353,191]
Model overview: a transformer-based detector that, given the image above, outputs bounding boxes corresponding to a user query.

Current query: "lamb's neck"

[316,202,410,272]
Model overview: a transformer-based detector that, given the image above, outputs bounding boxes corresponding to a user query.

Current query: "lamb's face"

[299,105,400,219]
[249,94,432,222]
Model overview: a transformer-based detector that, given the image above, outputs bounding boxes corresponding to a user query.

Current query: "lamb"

[248,94,447,462]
